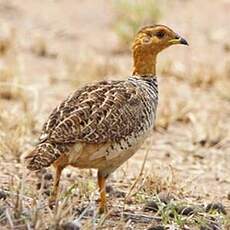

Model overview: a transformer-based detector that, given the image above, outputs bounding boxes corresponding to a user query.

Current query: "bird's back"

[25,76,158,170]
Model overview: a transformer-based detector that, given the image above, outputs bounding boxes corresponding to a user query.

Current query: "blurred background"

[0,0,229,229]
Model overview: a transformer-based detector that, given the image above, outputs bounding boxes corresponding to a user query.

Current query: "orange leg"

[97,171,107,213]
[49,165,64,208]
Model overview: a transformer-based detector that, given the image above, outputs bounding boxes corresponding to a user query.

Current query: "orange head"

[132,24,188,76]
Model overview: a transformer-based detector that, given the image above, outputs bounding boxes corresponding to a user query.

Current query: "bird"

[25,24,188,213]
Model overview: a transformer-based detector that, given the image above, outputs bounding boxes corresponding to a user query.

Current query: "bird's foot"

[48,197,57,209]
[98,205,108,214]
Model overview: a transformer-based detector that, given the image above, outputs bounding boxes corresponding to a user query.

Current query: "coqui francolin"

[25,24,188,213]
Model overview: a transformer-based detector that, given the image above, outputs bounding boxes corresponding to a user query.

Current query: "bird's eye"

[156,30,165,39]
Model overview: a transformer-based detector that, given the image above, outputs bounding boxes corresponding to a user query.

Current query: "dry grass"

[63,56,120,87]
[0,0,229,229]
[113,0,161,51]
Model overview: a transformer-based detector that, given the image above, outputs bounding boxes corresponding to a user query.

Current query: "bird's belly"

[67,128,152,171]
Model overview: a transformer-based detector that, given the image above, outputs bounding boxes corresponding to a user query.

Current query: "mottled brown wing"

[40,80,146,144]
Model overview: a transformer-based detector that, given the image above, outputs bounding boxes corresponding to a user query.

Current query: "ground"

[0,0,229,229]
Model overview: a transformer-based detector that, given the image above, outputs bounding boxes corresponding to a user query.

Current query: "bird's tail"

[24,142,66,171]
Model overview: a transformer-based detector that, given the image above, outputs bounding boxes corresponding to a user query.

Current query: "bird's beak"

[169,35,189,46]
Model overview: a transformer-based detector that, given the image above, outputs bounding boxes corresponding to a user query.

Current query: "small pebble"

[200,222,220,230]
[36,182,42,190]
[76,206,94,217]
[144,200,158,212]
[0,207,5,216]
[158,192,175,204]
[165,152,170,158]
[199,139,207,146]
[177,206,195,216]
[224,43,230,52]
[35,168,47,178]
[147,225,165,230]
[106,185,114,193]
[36,182,45,190]
[66,173,72,178]
[112,190,126,198]
[0,190,7,200]
[106,185,126,197]
[43,190,51,196]
[227,193,230,200]
[125,197,134,205]
[205,202,226,215]
[168,211,175,218]
[36,181,50,190]
[61,221,80,230]
[44,173,53,181]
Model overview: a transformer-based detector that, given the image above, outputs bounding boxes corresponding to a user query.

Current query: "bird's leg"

[49,165,64,208]
[97,171,107,214]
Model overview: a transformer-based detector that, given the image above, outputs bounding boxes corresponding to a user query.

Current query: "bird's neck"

[132,49,157,77]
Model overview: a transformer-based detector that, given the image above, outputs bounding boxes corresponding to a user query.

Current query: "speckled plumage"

[26,76,158,171]
[25,24,188,213]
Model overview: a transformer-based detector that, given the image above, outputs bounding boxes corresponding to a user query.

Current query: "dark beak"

[169,35,189,46]
[179,37,189,46]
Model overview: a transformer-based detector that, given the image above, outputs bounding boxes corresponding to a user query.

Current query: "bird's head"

[132,24,188,76]
[133,24,188,54]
